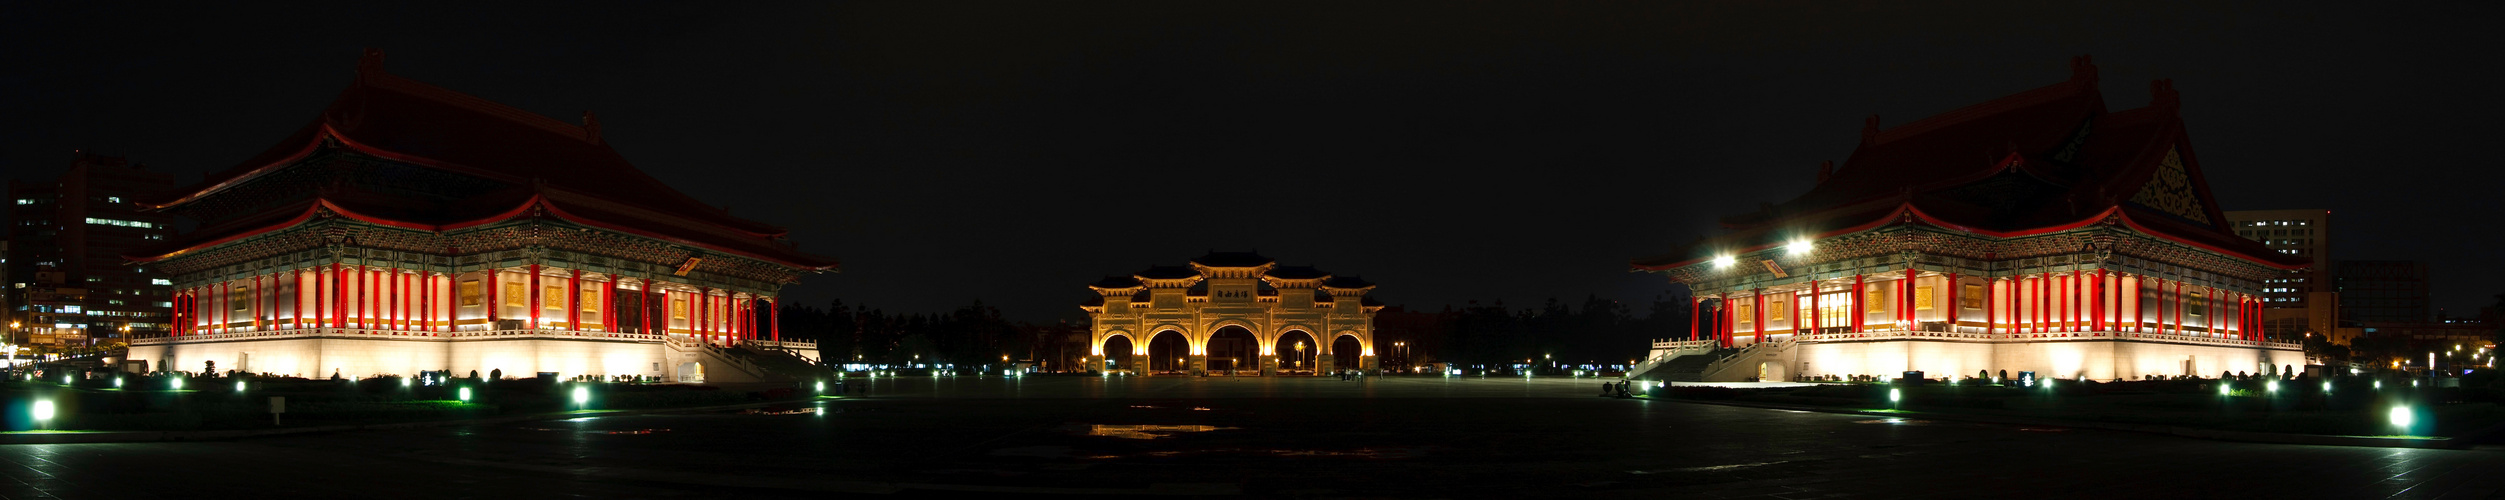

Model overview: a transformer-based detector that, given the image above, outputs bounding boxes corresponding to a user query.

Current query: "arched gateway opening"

[1102,335,1135,373]
[1206,326,1259,375]
[1146,330,1191,375]
[1276,330,1319,375]
[1330,334,1365,374]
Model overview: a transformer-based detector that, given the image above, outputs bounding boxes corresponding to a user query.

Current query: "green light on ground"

[458,387,472,402]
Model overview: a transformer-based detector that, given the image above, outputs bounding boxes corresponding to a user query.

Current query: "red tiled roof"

[1635,58,2302,272]
[132,51,834,270]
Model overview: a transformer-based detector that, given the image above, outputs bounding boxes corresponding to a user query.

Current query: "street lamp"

[1294,341,1305,370]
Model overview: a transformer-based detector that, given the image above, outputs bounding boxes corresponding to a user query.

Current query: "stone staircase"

[726,342,836,381]
[1652,347,1742,382]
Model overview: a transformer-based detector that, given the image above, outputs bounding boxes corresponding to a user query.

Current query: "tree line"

[773,294,1693,371]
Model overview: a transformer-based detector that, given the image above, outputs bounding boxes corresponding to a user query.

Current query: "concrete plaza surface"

[1,376,2500,498]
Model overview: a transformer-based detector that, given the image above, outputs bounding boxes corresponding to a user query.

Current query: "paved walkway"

[0,376,2498,498]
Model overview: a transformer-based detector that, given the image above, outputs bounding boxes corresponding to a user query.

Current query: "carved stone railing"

[135,327,669,345]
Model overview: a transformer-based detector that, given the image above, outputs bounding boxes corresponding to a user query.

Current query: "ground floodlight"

[2265,380,2277,393]
[458,387,473,402]
[31,400,55,422]
[2322,382,2332,393]
[113,378,122,388]
[571,386,590,406]
[2389,406,2414,429]
[62,375,72,385]
[2374,380,2383,390]
[235,381,246,392]
[1889,388,1901,404]
[402,377,413,387]
[815,381,826,392]
[171,378,184,390]
[2218,384,2231,396]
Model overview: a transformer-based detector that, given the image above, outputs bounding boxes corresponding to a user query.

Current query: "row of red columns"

[1677,270,2269,345]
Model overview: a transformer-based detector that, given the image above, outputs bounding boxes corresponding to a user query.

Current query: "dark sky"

[7,2,2500,322]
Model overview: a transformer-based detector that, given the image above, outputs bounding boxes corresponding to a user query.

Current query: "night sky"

[7,2,2500,323]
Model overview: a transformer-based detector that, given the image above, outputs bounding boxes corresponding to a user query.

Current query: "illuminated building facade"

[1081,252,1380,376]
[7,153,181,344]
[121,51,836,381]
[1631,58,2308,382]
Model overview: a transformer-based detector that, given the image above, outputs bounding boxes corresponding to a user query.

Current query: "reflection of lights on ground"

[1084,424,1238,440]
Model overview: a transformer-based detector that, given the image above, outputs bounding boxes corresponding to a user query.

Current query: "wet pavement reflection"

[0,376,2498,498]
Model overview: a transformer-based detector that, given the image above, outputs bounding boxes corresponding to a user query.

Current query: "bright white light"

[1711,255,1737,269]
[1888,388,1901,403]
[2265,380,2277,393]
[2374,380,2382,390]
[2389,406,2414,429]
[31,400,54,421]
[113,378,122,388]
[235,381,246,392]
[61,375,72,385]
[2322,382,2332,393]
[1449,369,1461,376]
[2218,384,2231,396]
[815,381,826,392]
[171,378,184,390]
[1786,240,1813,256]
[458,387,473,402]
[571,386,590,406]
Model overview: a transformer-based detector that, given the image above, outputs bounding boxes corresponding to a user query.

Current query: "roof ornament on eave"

[357,48,387,80]
[581,111,602,144]
[2069,55,2098,84]
[1815,160,1833,185]
[1860,115,1881,144]
[2149,79,2180,113]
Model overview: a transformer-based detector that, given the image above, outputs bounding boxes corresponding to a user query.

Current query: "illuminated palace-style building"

[121,51,836,381]
[1631,58,2307,382]
[1082,252,1381,376]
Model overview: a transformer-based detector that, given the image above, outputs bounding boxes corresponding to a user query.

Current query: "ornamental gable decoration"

[2126,148,2211,226]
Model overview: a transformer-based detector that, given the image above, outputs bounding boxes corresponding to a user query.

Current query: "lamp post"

[1294,341,1305,371]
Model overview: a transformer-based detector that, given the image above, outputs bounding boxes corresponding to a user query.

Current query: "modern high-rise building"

[2335,260,2431,324]
[6,152,181,345]
[2223,209,2330,308]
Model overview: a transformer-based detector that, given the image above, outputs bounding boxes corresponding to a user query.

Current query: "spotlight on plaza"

[815,380,826,393]
[458,387,473,403]
[170,378,184,390]
[2389,406,2415,430]
[31,400,55,425]
[61,375,72,385]
[1888,388,1902,406]
[571,385,591,407]
[235,381,246,392]
[2265,380,2277,394]
[113,378,122,388]
[2218,383,2232,396]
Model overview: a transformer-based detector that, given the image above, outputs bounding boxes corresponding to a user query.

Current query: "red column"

[698,287,712,343]
[528,264,543,328]
[640,279,654,335]
[567,269,583,331]
[1688,297,1700,341]
[2038,273,2050,333]
[365,266,377,329]
[1719,294,1732,348]
[1901,268,1915,328]
[484,269,499,326]
[419,271,431,333]
[1807,280,1820,335]
[599,278,613,333]
[2171,281,2183,335]
[1944,273,1958,331]
[1751,289,1764,344]
[770,296,781,343]
[1985,278,1997,334]
[326,265,339,328]
[1851,275,1865,333]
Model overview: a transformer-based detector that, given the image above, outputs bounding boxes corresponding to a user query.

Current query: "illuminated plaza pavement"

[0,376,2500,498]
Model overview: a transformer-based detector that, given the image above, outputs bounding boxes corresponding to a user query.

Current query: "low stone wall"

[1722,338,2303,382]
[127,335,677,380]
